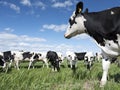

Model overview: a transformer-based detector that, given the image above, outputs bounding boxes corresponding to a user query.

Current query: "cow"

[0,51,14,72]
[12,51,26,70]
[28,52,49,69]
[84,52,95,70]
[46,51,60,72]
[64,1,120,86]
[75,52,95,70]
[66,51,77,72]
[12,51,48,70]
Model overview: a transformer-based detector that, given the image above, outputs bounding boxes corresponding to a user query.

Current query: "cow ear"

[84,8,88,14]
[75,2,83,15]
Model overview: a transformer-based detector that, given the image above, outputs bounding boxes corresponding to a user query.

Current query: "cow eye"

[69,17,77,28]
[69,19,72,25]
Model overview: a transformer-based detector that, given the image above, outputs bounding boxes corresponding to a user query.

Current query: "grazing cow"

[66,51,77,71]
[64,1,120,86]
[84,52,95,70]
[12,51,48,70]
[46,51,60,72]
[0,51,14,72]
[75,52,86,60]
[28,52,49,69]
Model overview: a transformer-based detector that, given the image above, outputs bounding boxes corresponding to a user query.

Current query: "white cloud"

[10,3,20,13]
[0,31,100,53]
[0,32,46,51]
[73,34,91,40]
[20,0,31,6]
[52,1,73,8]
[20,0,46,10]
[4,27,14,32]
[33,1,46,10]
[0,1,20,13]
[42,24,67,32]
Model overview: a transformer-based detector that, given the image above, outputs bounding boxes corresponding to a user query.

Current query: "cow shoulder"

[83,7,120,46]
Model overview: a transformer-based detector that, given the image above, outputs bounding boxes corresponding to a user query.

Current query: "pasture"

[0,60,120,90]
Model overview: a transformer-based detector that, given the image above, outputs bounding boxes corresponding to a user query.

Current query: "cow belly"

[98,40,120,57]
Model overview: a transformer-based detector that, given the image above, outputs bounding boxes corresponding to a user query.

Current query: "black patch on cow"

[3,51,12,62]
[33,54,39,59]
[82,7,120,46]
[22,52,32,60]
[75,52,86,60]
[69,17,77,28]
[0,55,4,66]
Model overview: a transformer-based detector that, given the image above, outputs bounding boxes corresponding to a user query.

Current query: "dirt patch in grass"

[83,80,98,90]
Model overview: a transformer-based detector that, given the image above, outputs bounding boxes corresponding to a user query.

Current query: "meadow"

[0,60,120,90]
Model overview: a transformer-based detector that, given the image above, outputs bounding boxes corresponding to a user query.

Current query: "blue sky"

[0,0,120,53]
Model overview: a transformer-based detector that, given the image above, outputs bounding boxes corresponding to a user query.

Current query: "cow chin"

[64,31,77,39]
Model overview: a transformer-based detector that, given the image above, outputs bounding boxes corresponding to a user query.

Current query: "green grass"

[0,60,120,90]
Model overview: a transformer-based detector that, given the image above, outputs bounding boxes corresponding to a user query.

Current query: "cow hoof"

[100,81,106,87]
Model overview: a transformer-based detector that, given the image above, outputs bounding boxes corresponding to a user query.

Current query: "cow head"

[64,2,87,39]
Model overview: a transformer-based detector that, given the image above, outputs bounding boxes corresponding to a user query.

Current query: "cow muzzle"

[64,34,71,39]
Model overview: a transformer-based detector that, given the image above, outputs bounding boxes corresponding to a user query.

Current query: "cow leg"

[28,61,32,70]
[16,60,20,70]
[8,59,12,68]
[56,60,60,72]
[70,60,73,68]
[100,58,110,87]
[28,60,35,69]
[43,58,49,68]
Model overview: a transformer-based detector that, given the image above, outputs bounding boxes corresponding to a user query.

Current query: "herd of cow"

[1,1,120,87]
[0,50,102,72]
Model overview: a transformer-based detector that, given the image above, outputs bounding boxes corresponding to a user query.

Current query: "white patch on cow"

[93,35,120,59]
[100,58,110,87]
[111,11,114,15]
[66,51,77,68]
[65,11,87,38]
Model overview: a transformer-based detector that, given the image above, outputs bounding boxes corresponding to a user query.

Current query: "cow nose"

[64,33,69,38]
[64,34,70,39]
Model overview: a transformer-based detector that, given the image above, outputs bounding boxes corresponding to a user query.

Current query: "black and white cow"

[84,52,95,70]
[64,1,120,86]
[66,51,77,71]
[46,51,60,72]
[28,52,49,69]
[0,51,13,72]
[12,51,48,70]
[75,52,95,70]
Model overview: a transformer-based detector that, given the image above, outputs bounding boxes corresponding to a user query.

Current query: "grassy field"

[0,60,120,90]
